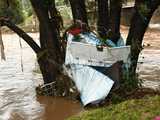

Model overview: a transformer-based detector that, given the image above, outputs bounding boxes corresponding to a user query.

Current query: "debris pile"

[65,25,130,106]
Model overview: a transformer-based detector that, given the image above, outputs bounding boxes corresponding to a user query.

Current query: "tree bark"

[69,0,88,25]
[109,0,122,43]
[29,1,78,98]
[30,0,65,84]
[126,0,160,74]
[30,0,62,56]
[97,0,109,38]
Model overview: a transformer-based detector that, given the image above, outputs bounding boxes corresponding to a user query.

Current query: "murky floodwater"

[0,29,160,120]
[121,29,160,89]
[138,30,160,89]
[0,33,82,120]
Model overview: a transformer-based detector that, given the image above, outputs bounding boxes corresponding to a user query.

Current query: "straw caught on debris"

[0,27,6,60]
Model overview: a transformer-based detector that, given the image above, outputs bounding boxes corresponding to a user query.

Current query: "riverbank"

[68,89,160,120]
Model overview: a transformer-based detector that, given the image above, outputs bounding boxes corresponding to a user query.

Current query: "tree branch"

[0,18,41,53]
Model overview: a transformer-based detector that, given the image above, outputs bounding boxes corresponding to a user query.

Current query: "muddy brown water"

[0,29,160,120]
[121,28,160,89]
[0,33,82,120]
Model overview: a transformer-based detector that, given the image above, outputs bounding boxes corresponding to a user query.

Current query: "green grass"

[68,96,160,120]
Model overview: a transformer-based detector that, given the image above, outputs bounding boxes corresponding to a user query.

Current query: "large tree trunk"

[126,0,160,75]
[30,0,77,97]
[109,0,122,43]
[30,0,64,84]
[69,0,88,24]
[97,0,109,38]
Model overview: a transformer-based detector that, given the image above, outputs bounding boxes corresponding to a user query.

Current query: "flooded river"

[0,29,160,120]
[0,33,82,120]
[121,28,160,89]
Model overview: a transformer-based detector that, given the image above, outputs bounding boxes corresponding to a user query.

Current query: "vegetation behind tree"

[0,0,24,24]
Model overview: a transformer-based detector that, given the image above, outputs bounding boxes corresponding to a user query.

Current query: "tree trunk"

[97,0,109,38]
[109,0,122,43]
[30,0,78,97]
[69,0,88,24]
[126,0,160,74]
[30,0,64,84]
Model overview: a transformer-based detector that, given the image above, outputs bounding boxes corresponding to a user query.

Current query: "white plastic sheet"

[65,33,130,106]
[65,34,130,67]
[70,65,114,106]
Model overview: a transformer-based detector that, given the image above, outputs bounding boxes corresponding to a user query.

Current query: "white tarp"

[65,34,130,67]
[65,33,130,106]
[70,65,114,106]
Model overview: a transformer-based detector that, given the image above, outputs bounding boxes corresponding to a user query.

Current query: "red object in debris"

[68,28,82,36]
[154,116,160,120]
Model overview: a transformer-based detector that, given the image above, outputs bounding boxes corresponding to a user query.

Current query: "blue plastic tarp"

[79,32,125,47]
